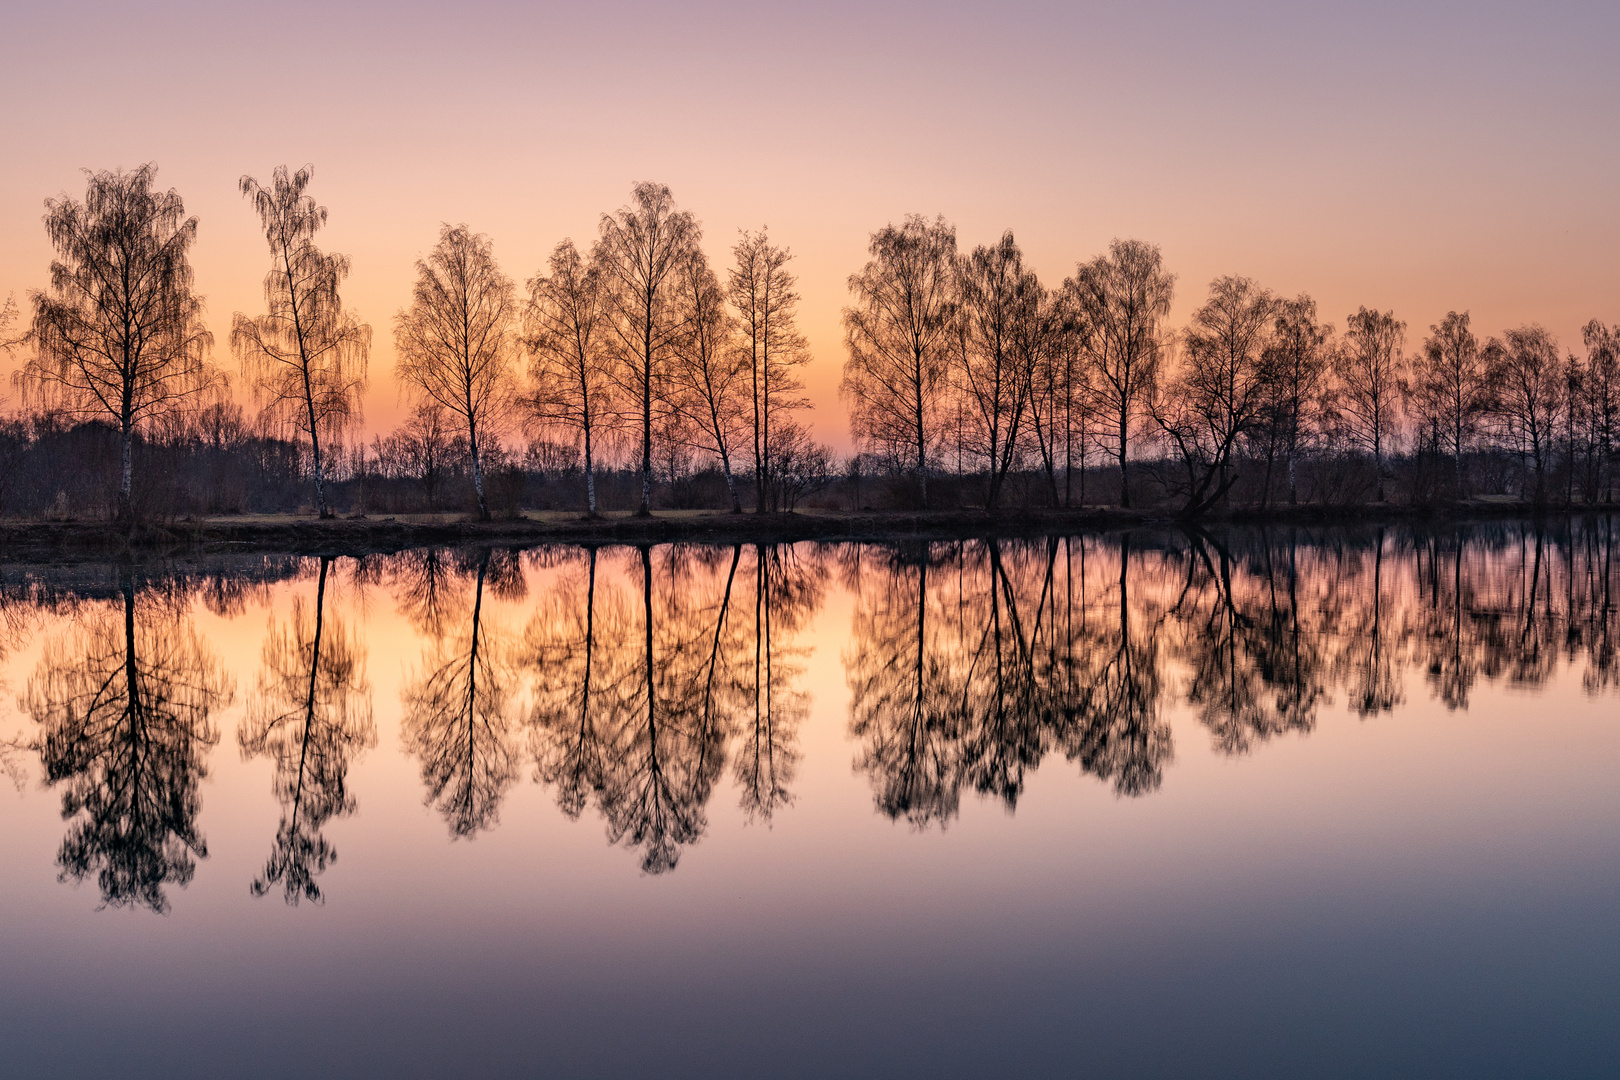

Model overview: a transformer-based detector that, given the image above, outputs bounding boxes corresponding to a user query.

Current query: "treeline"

[3,165,1617,521]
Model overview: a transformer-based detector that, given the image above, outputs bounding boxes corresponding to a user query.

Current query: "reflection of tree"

[848,549,964,827]
[239,558,375,903]
[401,549,520,838]
[1064,535,1170,795]
[954,542,1052,807]
[1340,528,1404,717]
[1416,531,1480,709]
[24,581,232,912]
[388,548,470,637]
[735,545,819,822]
[1174,531,1323,754]
[526,543,823,869]
[526,548,615,819]
[591,547,731,873]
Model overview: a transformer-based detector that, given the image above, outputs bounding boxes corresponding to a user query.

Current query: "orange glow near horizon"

[2,1,1618,453]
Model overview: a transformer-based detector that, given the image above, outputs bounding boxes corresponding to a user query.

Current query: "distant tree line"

[2,164,1616,521]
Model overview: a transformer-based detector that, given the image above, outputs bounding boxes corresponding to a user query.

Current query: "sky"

[1,0,1617,450]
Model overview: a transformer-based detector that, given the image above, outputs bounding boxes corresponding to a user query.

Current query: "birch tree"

[395,225,519,520]
[953,231,1038,510]
[1405,310,1489,497]
[1061,240,1174,508]
[841,215,957,508]
[1486,324,1564,503]
[24,165,214,520]
[525,239,613,515]
[730,229,810,513]
[1258,296,1332,505]
[670,248,748,511]
[594,183,699,516]
[1333,307,1406,502]
[233,165,371,518]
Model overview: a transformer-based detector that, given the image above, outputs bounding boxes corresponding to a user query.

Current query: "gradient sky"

[2,0,1617,449]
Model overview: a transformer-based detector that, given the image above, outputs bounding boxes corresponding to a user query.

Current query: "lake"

[1,522,1617,1078]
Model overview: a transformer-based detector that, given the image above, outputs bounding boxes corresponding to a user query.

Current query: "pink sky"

[2,0,1616,451]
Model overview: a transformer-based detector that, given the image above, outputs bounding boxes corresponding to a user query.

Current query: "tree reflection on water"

[7,519,1620,903]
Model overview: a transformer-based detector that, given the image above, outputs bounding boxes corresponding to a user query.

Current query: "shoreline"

[0,501,1611,560]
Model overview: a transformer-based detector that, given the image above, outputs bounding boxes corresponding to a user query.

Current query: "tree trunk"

[119,424,134,523]
[311,424,329,519]
[470,432,489,520]
[1117,409,1131,509]
[584,425,597,517]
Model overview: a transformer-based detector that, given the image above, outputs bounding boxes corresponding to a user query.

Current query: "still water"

[0,524,1616,1078]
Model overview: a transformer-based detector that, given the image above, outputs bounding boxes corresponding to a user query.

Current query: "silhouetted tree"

[1333,307,1406,502]
[953,231,1038,509]
[1582,320,1620,501]
[1062,240,1174,508]
[731,229,811,513]
[1152,276,1276,516]
[1486,325,1564,504]
[524,239,613,515]
[239,558,375,904]
[233,165,371,518]
[842,215,957,508]
[1259,295,1332,505]
[395,225,519,520]
[670,248,747,511]
[1404,311,1489,498]
[23,165,215,520]
[595,183,700,515]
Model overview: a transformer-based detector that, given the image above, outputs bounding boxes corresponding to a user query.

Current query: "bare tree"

[1025,287,1078,505]
[953,230,1039,510]
[1333,307,1406,502]
[594,183,700,516]
[524,239,613,515]
[1061,240,1174,508]
[395,224,519,520]
[841,215,957,508]
[1152,276,1277,516]
[1486,325,1564,503]
[1258,295,1332,505]
[730,229,810,513]
[1582,321,1620,502]
[1402,311,1490,498]
[23,165,214,520]
[670,248,748,511]
[232,166,371,519]
[0,293,20,352]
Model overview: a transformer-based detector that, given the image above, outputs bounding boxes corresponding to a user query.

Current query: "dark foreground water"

[1,522,1617,1079]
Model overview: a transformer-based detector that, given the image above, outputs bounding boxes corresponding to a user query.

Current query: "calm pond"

[1,523,1617,1079]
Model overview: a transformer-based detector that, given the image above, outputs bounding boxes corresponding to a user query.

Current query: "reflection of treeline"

[841,517,1620,826]
[10,523,1620,911]
[8,166,1620,521]
[383,543,823,871]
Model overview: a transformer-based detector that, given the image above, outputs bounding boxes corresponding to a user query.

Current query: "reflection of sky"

[1,1,1618,451]
[0,541,1617,1077]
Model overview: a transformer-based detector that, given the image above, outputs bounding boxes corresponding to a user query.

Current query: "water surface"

[1,523,1616,1078]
